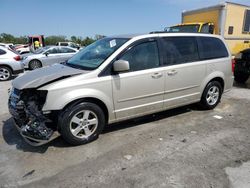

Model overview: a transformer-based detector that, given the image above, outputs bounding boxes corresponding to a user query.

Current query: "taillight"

[14,55,21,61]
[232,59,236,73]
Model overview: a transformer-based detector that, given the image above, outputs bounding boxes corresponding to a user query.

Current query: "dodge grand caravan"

[8,33,234,146]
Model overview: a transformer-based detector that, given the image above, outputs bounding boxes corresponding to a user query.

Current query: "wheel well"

[0,64,13,73]
[62,98,109,124]
[209,77,225,91]
[29,59,42,67]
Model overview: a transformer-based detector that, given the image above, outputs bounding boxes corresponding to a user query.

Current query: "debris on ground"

[181,138,187,143]
[22,170,35,178]
[213,115,223,119]
[124,155,132,160]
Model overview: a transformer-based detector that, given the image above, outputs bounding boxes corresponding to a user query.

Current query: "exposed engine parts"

[9,88,55,144]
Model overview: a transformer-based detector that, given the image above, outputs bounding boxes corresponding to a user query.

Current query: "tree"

[70,36,77,42]
[94,34,105,40]
[0,33,15,43]
[82,37,95,46]
[45,35,67,45]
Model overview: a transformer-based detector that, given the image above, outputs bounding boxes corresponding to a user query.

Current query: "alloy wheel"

[206,86,219,106]
[0,67,11,81]
[69,110,98,139]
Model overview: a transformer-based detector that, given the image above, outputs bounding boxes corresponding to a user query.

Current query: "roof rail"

[149,31,167,34]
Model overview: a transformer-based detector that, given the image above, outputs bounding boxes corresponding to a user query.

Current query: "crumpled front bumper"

[11,118,60,146]
[8,88,60,146]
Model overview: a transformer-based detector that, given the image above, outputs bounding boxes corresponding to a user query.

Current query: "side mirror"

[113,60,130,72]
[44,52,49,56]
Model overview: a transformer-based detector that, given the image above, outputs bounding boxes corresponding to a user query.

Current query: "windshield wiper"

[65,62,92,70]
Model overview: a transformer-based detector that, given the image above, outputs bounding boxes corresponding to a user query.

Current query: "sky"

[1,0,250,38]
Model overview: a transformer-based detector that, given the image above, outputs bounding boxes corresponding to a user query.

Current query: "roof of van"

[109,34,144,38]
[111,33,223,40]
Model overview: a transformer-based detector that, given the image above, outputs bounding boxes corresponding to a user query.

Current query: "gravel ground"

[0,78,250,188]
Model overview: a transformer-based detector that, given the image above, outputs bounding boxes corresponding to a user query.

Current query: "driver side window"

[119,41,160,72]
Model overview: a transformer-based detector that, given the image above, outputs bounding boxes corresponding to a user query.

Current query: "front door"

[112,39,165,120]
[41,47,62,66]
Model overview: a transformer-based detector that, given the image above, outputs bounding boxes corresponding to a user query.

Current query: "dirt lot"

[0,79,250,188]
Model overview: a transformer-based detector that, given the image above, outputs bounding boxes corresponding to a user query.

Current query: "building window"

[228,26,234,35]
[243,9,250,32]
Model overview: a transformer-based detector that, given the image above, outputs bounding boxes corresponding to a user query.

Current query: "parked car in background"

[8,33,233,146]
[234,49,250,83]
[0,46,23,81]
[56,42,80,50]
[15,44,30,54]
[21,46,78,70]
[0,43,15,51]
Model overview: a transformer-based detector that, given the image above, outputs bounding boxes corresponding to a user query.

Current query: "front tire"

[0,66,12,81]
[59,102,105,145]
[200,81,222,110]
[29,59,42,70]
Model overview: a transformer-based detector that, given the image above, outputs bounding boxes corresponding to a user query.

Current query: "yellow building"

[180,2,250,55]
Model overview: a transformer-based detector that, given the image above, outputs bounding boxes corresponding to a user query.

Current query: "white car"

[56,42,80,50]
[0,46,24,81]
[15,44,30,54]
[0,43,15,51]
[22,46,78,70]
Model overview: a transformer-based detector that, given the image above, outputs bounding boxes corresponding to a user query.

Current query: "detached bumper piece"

[13,120,60,146]
[8,88,59,146]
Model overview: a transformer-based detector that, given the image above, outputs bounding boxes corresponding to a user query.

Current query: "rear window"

[60,43,68,46]
[197,37,229,60]
[161,37,199,65]
[0,49,6,55]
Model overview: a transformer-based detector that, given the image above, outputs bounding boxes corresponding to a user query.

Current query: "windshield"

[34,46,51,54]
[166,24,200,33]
[66,38,129,70]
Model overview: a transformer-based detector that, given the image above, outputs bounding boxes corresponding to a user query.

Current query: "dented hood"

[12,64,87,90]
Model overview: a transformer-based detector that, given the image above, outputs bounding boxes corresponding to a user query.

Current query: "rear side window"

[161,37,199,65]
[197,37,229,60]
[59,47,76,53]
[0,49,6,55]
[60,43,68,46]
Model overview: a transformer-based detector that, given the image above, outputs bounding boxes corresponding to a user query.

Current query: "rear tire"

[234,72,249,84]
[29,59,42,70]
[59,102,105,145]
[0,66,12,81]
[200,81,222,110]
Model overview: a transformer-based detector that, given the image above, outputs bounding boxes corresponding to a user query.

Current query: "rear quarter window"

[197,37,229,60]
[0,49,6,55]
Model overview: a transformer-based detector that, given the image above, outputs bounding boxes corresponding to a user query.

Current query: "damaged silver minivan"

[8,33,234,146]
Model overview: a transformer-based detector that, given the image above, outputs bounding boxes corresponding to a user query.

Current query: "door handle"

[151,72,163,79]
[167,70,178,76]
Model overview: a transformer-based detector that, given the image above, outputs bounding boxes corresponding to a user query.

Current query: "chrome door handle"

[167,70,178,76]
[151,72,163,79]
